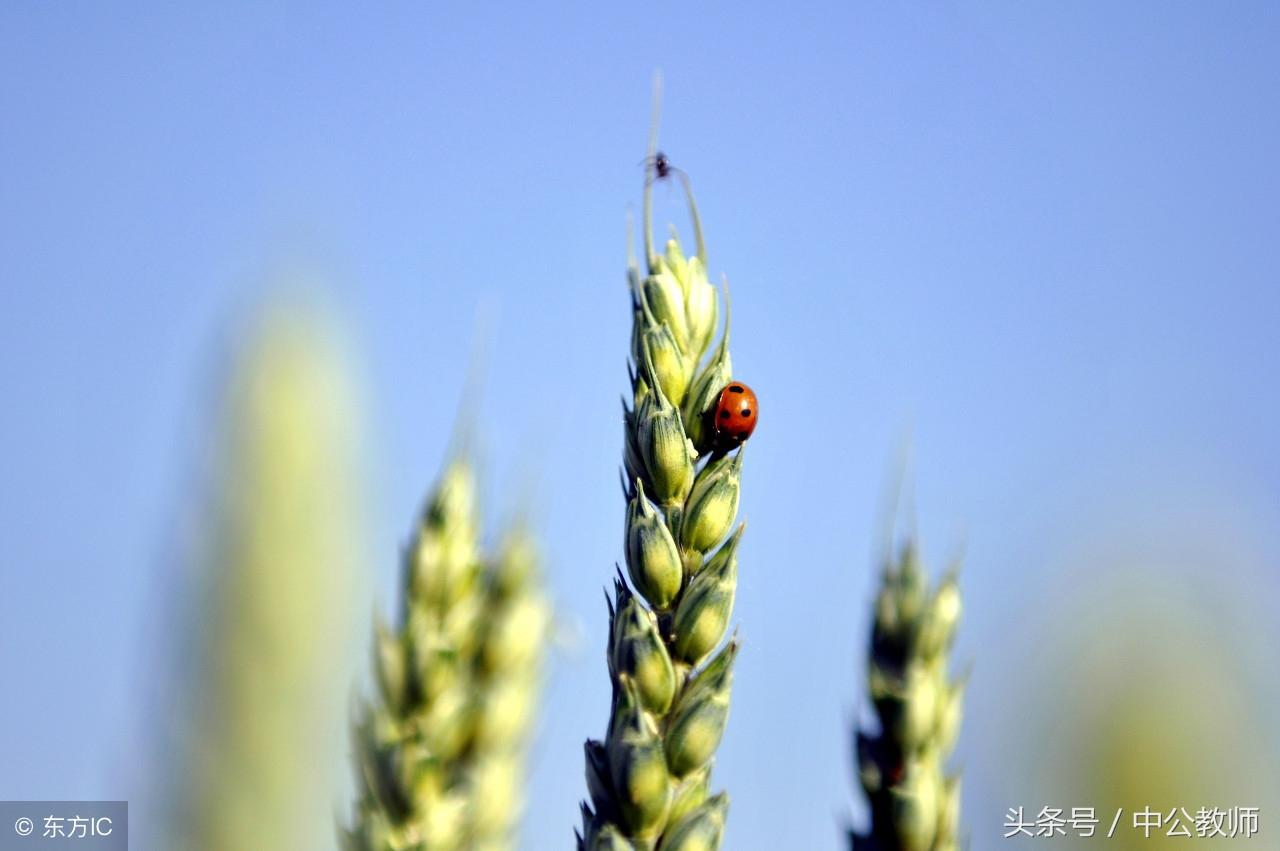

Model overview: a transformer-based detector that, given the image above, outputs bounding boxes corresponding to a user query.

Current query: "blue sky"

[3,3,1279,849]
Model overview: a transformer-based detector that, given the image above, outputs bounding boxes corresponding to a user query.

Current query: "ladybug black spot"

[740,408,751,418]
[729,385,744,393]
[719,410,731,420]
[737,430,750,440]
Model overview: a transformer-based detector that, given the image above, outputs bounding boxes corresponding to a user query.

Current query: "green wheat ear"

[577,134,745,851]
[166,302,367,851]
[344,456,551,851]
[851,543,966,851]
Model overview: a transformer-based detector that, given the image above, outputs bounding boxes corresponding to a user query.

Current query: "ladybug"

[710,382,758,450]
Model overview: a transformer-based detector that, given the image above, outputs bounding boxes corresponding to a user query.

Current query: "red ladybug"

[711,382,758,449]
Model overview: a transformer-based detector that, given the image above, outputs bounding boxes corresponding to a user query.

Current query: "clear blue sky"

[3,3,1279,849]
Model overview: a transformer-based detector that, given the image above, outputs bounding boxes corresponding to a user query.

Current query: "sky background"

[3,3,1279,849]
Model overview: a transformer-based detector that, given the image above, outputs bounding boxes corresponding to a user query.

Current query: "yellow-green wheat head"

[577,149,746,851]
[852,544,965,851]
[346,458,551,851]
[165,302,367,851]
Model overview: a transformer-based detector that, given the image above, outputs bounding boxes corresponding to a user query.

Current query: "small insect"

[652,151,673,180]
[642,150,685,185]
[711,382,758,450]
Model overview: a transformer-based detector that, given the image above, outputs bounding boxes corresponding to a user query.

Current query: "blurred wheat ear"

[342,451,551,851]
[851,543,965,851]
[165,301,368,850]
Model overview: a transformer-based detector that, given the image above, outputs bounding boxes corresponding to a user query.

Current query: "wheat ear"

[851,544,965,851]
[167,306,365,850]
[577,148,745,851]
[345,458,550,851]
